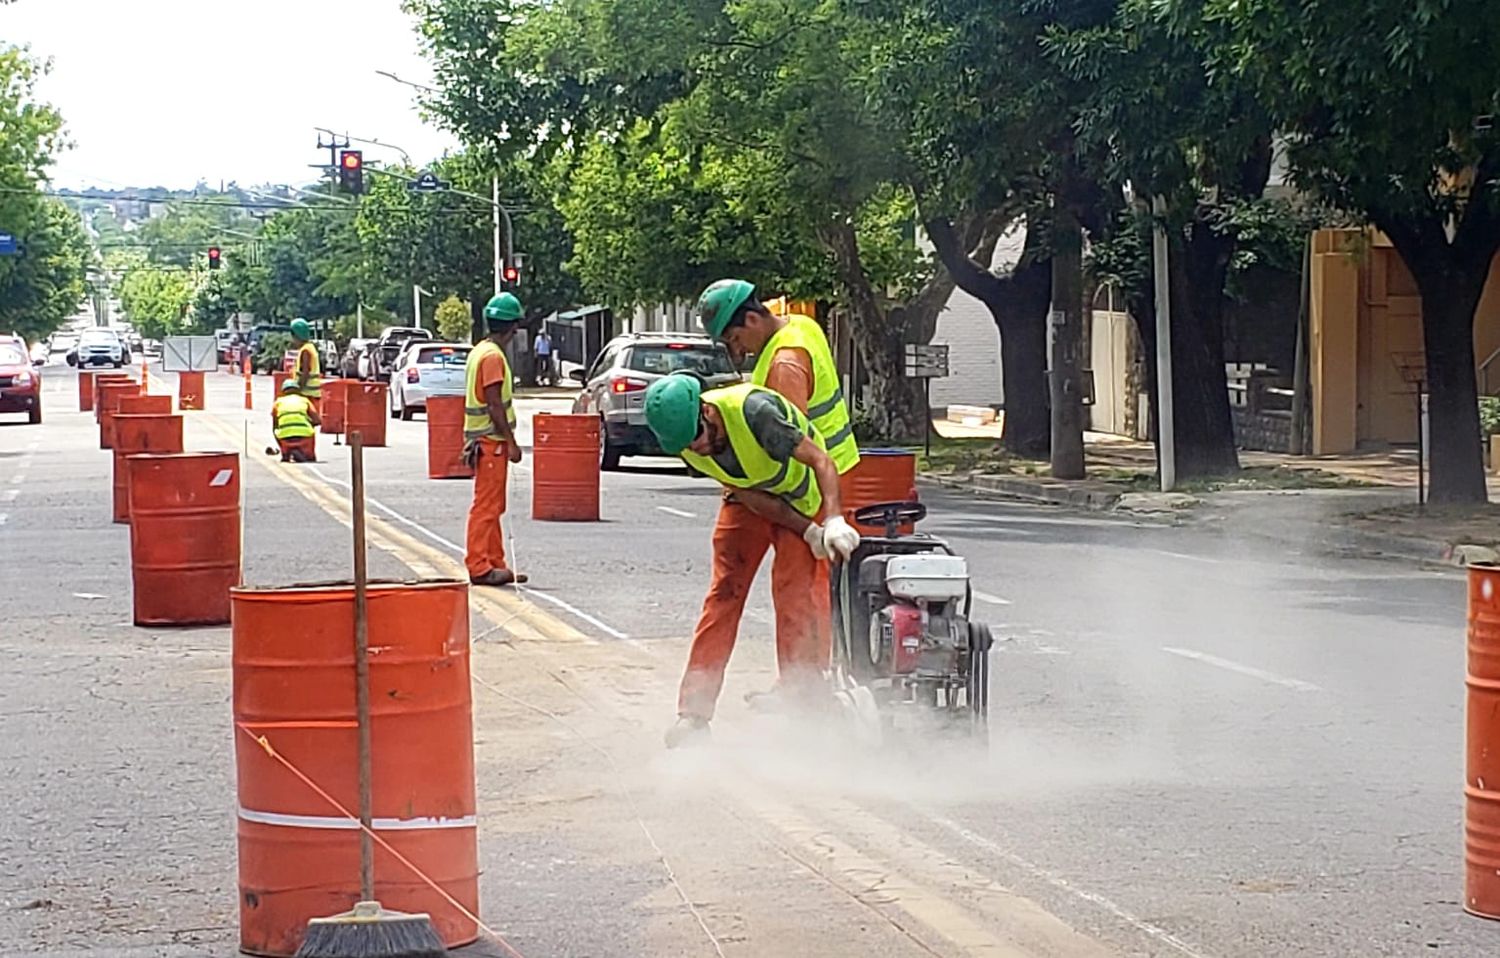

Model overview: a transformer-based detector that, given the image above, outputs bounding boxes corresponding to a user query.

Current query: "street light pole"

[1152,194,1177,492]
[413,285,429,330]
[492,175,502,295]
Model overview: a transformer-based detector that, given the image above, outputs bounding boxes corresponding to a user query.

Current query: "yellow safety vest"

[296,342,322,397]
[750,313,859,474]
[681,383,825,520]
[273,395,316,440]
[464,339,516,441]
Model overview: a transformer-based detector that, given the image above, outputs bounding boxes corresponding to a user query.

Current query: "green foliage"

[254,333,294,375]
[1481,398,1500,440]
[434,295,472,341]
[118,268,193,340]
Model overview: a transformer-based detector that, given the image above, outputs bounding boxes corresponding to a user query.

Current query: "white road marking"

[1161,647,1322,692]
[972,590,1011,606]
[1148,549,1220,564]
[72,592,108,600]
[308,465,632,641]
[0,513,7,527]
[929,815,1215,958]
[1,489,17,502]
[656,506,697,519]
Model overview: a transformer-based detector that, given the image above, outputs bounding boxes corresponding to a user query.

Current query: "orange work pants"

[465,438,511,578]
[277,435,316,462]
[678,499,832,720]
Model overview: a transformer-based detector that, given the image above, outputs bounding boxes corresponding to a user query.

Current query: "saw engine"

[832,502,993,739]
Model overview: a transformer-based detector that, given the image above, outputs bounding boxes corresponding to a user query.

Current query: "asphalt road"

[0,362,1492,957]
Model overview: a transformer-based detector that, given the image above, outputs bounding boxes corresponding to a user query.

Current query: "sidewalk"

[925,416,1500,566]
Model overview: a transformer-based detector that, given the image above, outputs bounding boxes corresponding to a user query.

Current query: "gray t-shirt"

[708,391,805,478]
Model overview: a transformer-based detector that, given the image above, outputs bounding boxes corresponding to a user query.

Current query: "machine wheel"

[400,399,415,422]
[600,421,621,471]
[966,622,993,740]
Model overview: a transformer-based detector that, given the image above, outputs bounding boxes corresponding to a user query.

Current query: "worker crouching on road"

[645,373,861,748]
[289,317,322,408]
[694,279,862,711]
[463,292,529,588]
[269,379,320,462]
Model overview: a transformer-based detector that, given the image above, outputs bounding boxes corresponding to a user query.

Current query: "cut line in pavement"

[972,590,1011,606]
[1160,646,1322,692]
[655,505,696,519]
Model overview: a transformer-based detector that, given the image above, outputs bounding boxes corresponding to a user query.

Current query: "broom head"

[293,899,448,958]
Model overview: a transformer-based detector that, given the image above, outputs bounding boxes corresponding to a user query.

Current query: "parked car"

[215,328,237,364]
[370,327,432,381]
[340,338,376,379]
[390,342,472,420]
[49,333,78,357]
[0,340,41,424]
[28,340,48,365]
[69,328,127,368]
[571,332,739,469]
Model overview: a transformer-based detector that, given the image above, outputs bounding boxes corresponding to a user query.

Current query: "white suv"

[389,342,472,420]
[73,328,127,368]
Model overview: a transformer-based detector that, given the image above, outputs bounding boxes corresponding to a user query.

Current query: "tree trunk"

[1407,263,1489,503]
[926,213,1051,457]
[1049,198,1086,479]
[1166,218,1241,477]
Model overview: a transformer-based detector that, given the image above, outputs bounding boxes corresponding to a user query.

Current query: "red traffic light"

[502,265,519,283]
[341,151,362,170]
[338,150,365,194]
[208,246,222,270]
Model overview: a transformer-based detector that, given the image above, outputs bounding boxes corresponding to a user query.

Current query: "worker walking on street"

[289,317,322,407]
[644,373,861,747]
[268,379,320,463]
[464,292,529,588]
[689,280,862,716]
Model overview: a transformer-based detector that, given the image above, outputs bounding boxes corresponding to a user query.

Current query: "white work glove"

[802,522,830,560]
[822,515,861,562]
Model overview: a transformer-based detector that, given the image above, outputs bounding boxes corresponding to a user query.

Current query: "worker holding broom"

[462,292,528,588]
[289,317,322,406]
[645,373,860,747]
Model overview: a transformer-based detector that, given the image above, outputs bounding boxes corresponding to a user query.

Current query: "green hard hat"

[280,378,301,394]
[483,292,524,326]
[644,373,704,455]
[695,279,755,338]
[289,318,313,340]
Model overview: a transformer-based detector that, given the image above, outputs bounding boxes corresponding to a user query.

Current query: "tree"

[0,199,89,341]
[1194,0,1500,501]
[435,295,472,341]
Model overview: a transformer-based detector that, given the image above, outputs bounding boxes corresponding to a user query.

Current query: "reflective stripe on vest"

[750,314,859,474]
[297,342,322,396]
[273,395,316,439]
[464,340,517,441]
[680,383,824,519]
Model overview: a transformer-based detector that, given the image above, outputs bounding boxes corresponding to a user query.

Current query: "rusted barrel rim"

[232,577,465,598]
[126,450,237,462]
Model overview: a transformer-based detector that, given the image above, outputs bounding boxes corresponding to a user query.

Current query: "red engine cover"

[889,604,924,673]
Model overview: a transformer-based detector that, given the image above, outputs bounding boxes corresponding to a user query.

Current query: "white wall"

[926,224,1027,410]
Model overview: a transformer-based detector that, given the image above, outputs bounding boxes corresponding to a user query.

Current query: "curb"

[922,473,1123,512]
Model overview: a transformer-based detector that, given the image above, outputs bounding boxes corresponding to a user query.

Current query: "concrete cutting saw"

[830,501,994,745]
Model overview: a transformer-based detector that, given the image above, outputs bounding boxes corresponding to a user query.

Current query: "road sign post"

[904,343,950,459]
[0,233,19,257]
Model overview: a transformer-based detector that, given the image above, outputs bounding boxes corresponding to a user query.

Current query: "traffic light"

[502,263,519,286]
[339,150,364,194]
[208,246,221,270]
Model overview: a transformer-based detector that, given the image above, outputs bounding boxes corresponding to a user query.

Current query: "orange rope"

[234,723,528,958]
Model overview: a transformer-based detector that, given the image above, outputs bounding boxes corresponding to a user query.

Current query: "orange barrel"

[94,374,134,422]
[78,370,96,411]
[271,371,290,403]
[97,382,142,449]
[840,448,920,534]
[1467,563,1500,919]
[425,395,473,479]
[178,370,205,410]
[230,580,478,956]
[128,452,241,626]
[108,393,171,450]
[343,381,388,448]
[319,379,348,435]
[111,414,184,523]
[532,413,600,521]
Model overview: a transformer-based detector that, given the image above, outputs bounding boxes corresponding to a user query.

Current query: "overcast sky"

[3,0,459,190]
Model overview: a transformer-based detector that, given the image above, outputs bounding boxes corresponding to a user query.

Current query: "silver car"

[390,341,472,420]
[570,332,739,469]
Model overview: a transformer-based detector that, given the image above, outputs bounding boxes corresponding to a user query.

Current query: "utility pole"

[315,132,350,185]
[1048,179,1086,480]
[492,176,503,295]
[1151,195,1177,491]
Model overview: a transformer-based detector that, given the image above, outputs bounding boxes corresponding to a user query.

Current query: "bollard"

[97,382,142,449]
[343,382,388,447]
[243,356,253,411]
[532,413,600,521]
[93,374,134,422]
[128,452,241,626]
[230,580,479,956]
[425,395,473,479]
[78,370,96,412]
[319,379,348,437]
[178,370,205,410]
[1468,563,1500,919]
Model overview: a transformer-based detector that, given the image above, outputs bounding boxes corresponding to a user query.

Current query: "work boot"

[664,716,711,749]
[744,684,787,714]
[470,569,530,587]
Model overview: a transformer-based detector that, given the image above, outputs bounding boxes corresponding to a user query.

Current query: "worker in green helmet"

[644,372,859,747]
[289,318,322,402]
[463,292,529,587]
[691,279,862,715]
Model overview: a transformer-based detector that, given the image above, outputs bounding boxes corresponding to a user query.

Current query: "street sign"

[408,170,450,193]
[162,335,219,373]
[0,233,17,256]
[903,343,950,379]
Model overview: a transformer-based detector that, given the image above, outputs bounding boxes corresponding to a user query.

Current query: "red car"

[0,340,41,424]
